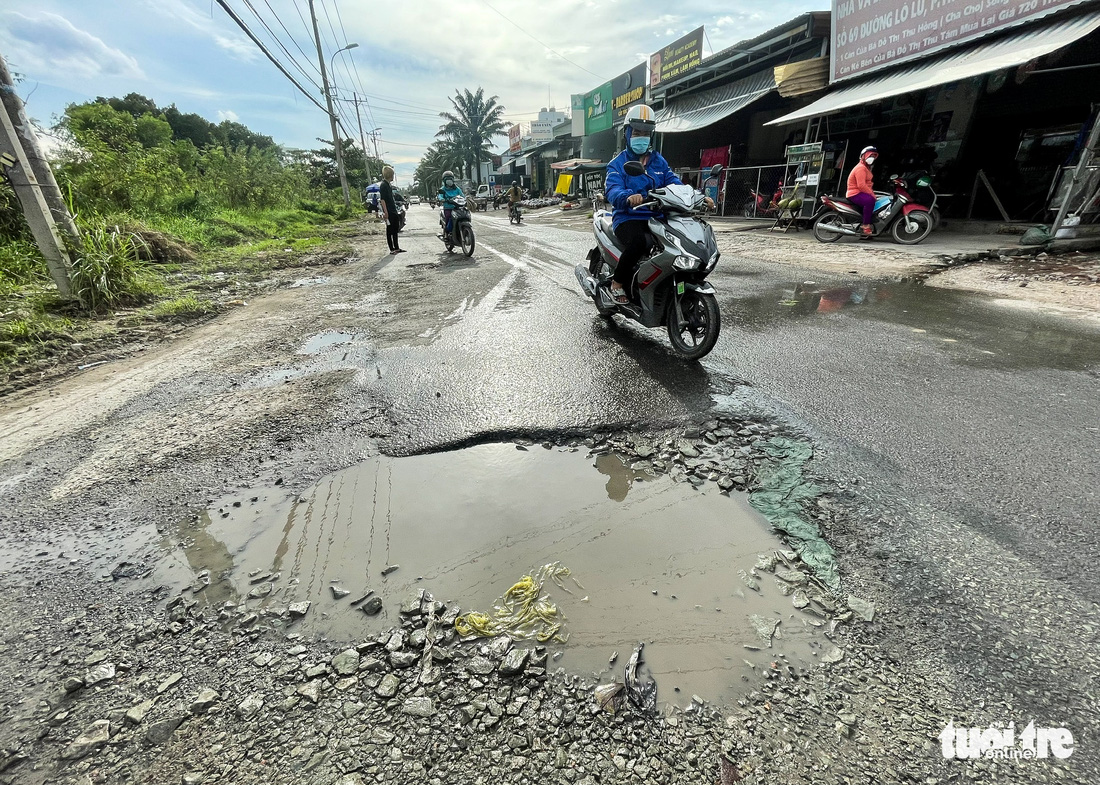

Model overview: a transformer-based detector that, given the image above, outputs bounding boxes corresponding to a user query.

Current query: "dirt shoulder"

[925,252,1100,323]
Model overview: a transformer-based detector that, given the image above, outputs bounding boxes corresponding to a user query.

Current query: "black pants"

[613,220,650,288]
[386,221,400,252]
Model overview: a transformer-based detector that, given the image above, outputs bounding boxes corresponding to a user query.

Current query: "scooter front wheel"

[891,211,933,245]
[667,290,720,360]
[460,224,475,256]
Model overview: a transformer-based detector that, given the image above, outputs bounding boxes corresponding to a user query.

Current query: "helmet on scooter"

[623,104,656,155]
[442,170,455,186]
[859,146,878,165]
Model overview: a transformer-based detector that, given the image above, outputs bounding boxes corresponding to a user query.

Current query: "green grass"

[0,200,366,381]
[148,294,216,320]
[70,222,163,310]
[0,294,76,372]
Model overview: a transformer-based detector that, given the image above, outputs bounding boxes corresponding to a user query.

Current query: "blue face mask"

[629,136,650,155]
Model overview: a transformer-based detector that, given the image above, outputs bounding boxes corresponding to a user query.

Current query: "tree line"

[0,91,391,246]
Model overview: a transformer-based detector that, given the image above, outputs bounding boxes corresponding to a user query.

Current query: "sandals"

[610,287,630,304]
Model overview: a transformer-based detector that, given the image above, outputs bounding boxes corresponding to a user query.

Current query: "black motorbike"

[439,195,475,256]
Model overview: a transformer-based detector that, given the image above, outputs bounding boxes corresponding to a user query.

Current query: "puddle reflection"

[733,279,1100,372]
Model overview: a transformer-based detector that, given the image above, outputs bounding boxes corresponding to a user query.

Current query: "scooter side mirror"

[709,164,723,176]
[623,161,645,176]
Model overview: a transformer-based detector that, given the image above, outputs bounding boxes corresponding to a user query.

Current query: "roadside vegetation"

[0,92,390,383]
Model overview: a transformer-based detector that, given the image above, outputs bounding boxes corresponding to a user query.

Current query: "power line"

[475,0,605,80]
[259,0,324,80]
[213,0,329,115]
[240,0,323,92]
[329,0,371,100]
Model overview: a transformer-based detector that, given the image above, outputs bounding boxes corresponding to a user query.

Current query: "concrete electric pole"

[308,0,351,208]
[352,94,371,184]
[0,51,77,300]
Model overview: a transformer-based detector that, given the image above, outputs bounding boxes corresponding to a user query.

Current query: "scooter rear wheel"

[812,211,845,243]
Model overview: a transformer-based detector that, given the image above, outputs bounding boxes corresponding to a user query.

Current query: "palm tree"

[414,141,464,197]
[437,87,507,185]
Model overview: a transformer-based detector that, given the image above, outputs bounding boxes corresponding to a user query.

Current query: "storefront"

[766,3,1100,221]
[652,13,831,170]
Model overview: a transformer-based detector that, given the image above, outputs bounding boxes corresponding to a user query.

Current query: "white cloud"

[217,109,240,122]
[213,33,261,63]
[1,10,144,81]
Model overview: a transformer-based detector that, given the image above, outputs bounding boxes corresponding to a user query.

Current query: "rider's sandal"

[611,289,630,305]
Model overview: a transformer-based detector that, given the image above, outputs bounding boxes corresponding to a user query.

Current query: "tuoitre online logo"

[940,721,1075,761]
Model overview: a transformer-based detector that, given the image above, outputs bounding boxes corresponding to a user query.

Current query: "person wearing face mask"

[604,104,684,304]
[438,170,464,238]
[846,146,879,237]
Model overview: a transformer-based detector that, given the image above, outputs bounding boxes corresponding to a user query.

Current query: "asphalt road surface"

[379,204,1100,752]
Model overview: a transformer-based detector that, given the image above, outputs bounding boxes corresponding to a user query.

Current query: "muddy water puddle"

[154,443,827,706]
[735,279,1100,371]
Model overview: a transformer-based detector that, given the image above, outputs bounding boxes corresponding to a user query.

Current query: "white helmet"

[624,103,656,136]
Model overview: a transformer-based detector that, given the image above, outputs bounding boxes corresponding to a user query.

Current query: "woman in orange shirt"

[846,146,878,236]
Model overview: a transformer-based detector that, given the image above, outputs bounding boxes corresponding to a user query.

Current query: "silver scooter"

[574,162,722,360]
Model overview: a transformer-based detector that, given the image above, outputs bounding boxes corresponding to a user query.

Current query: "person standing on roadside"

[846,146,879,237]
[379,165,404,254]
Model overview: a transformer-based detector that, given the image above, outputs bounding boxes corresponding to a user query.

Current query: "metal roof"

[655,69,777,134]
[767,9,1100,126]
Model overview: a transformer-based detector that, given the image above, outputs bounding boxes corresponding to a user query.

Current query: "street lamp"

[330,42,359,86]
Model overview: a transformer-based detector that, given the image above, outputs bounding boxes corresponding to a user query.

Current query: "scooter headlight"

[704,249,720,272]
[673,255,700,271]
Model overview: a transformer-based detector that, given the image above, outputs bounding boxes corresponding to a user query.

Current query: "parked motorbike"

[812,173,936,245]
[574,162,722,360]
[509,202,522,224]
[741,184,783,218]
[438,195,475,256]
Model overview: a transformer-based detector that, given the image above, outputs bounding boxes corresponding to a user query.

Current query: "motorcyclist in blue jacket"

[605,104,700,304]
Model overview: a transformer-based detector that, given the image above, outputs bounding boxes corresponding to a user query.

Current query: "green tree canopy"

[437,87,506,185]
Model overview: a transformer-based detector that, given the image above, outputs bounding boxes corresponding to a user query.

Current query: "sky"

[1,0,823,184]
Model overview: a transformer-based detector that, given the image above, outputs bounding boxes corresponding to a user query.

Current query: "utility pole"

[0,52,77,300]
[307,0,351,207]
[352,94,371,183]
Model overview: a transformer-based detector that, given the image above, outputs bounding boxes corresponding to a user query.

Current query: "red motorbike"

[741,183,784,218]
[812,173,936,245]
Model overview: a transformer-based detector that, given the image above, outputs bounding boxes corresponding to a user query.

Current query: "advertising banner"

[571,93,585,136]
[699,145,731,203]
[649,26,705,89]
[831,0,1087,82]
[583,169,605,198]
[611,63,647,124]
[584,81,613,135]
[508,124,522,154]
[531,120,554,143]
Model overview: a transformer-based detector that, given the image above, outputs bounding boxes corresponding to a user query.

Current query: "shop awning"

[655,69,776,134]
[767,10,1100,126]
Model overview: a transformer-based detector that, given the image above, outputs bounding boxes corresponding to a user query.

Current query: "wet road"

[376,209,1100,597]
[364,205,1100,722]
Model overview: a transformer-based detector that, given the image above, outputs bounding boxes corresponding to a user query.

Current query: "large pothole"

[154,441,831,706]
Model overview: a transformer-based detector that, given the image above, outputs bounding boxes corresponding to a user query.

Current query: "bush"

[168,191,214,218]
[70,223,159,310]
[296,198,338,216]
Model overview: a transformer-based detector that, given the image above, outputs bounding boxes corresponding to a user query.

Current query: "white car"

[409,195,421,205]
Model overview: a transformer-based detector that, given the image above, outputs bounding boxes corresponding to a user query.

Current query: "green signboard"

[584,81,613,136]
